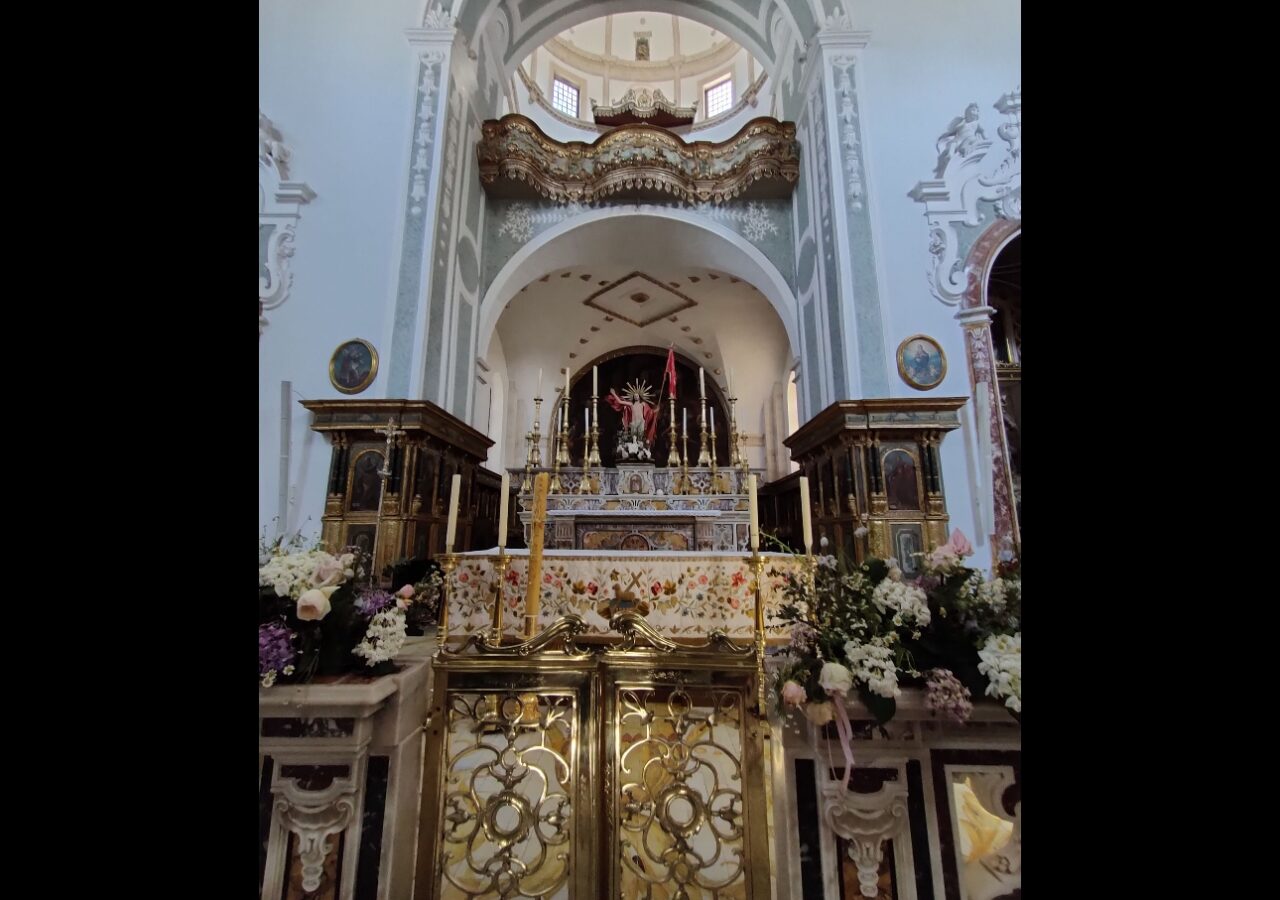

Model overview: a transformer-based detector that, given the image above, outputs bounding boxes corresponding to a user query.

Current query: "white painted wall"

[259,0,420,537]
[850,0,1021,551]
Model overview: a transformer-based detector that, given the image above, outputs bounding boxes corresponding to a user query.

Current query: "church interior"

[260,2,1021,898]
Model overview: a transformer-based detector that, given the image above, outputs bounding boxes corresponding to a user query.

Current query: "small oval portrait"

[329,339,379,394]
[896,334,946,391]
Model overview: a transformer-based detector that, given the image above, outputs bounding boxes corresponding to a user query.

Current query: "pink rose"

[651,581,662,596]
[297,586,339,621]
[947,529,974,557]
[459,572,469,583]
[586,582,598,595]
[781,680,807,708]
[397,584,415,598]
[311,557,344,588]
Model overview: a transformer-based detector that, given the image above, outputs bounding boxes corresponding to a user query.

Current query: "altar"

[516,465,753,550]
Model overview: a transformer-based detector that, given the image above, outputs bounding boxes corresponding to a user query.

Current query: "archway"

[958,220,1021,555]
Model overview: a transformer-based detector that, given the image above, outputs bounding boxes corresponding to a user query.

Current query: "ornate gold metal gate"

[414,616,773,899]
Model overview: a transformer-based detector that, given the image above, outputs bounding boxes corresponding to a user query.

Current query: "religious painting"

[883,449,921,511]
[890,524,924,575]
[329,338,379,395]
[345,524,377,560]
[348,450,385,512]
[896,334,946,391]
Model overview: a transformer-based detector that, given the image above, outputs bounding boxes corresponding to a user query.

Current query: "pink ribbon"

[830,691,856,788]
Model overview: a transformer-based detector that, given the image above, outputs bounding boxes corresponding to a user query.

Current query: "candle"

[584,407,589,434]
[445,473,461,551]
[728,368,734,396]
[497,472,509,548]
[799,476,813,553]
[710,407,715,434]
[537,368,543,398]
[699,367,705,398]
[683,407,687,436]
[748,474,760,551]
[593,365,598,396]
[565,366,570,398]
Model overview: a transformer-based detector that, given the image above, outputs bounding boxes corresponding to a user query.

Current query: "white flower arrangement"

[259,548,357,601]
[977,632,1021,713]
[870,578,932,629]
[352,608,408,666]
[843,638,901,699]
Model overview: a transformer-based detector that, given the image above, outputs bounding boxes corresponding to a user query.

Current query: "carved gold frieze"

[477,114,799,204]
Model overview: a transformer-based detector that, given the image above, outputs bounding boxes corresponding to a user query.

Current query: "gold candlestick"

[666,394,680,467]
[521,433,534,494]
[728,394,741,467]
[557,396,571,467]
[438,552,458,654]
[530,397,544,468]
[577,403,593,495]
[682,417,697,495]
[697,396,711,466]
[491,549,510,644]
[588,393,601,468]
[749,551,767,715]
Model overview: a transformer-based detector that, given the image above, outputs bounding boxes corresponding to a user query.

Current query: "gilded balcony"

[476,113,799,205]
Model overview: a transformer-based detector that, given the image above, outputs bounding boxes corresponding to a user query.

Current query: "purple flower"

[924,668,973,724]
[357,590,394,618]
[259,620,296,680]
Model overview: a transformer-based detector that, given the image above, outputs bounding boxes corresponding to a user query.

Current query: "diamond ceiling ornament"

[583,272,696,326]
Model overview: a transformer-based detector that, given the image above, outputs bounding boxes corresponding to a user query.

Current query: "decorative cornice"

[592,87,697,127]
[545,33,739,82]
[476,113,799,204]
[821,780,909,898]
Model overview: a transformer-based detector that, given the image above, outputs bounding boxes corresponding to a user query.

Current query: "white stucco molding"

[259,111,315,337]
[909,87,1021,306]
[821,779,909,898]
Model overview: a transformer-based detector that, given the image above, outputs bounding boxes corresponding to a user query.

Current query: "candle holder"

[490,549,510,644]
[728,395,741,468]
[697,396,711,466]
[437,552,458,654]
[749,550,767,716]
[681,419,697,495]
[588,393,601,468]
[530,397,544,468]
[520,439,534,494]
[556,395,571,467]
[666,395,680,467]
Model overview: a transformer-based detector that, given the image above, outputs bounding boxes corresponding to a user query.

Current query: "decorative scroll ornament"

[259,111,314,336]
[477,114,799,204]
[909,88,1022,306]
[272,775,358,894]
[439,691,575,898]
[592,87,698,127]
[821,780,909,898]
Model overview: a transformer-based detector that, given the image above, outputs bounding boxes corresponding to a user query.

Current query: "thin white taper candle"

[593,365,598,396]
[497,472,509,548]
[799,475,813,553]
[699,367,705,398]
[445,473,461,551]
[537,368,543,398]
[748,474,760,551]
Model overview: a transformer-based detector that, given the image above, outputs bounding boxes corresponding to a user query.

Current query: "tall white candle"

[497,472,509,548]
[683,407,687,436]
[537,368,543,398]
[593,365,598,396]
[445,473,461,550]
[799,476,813,553]
[748,474,760,551]
[699,367,705,398]
[565,367,570,398]
[710,407,715,433]
[584,407,589,434]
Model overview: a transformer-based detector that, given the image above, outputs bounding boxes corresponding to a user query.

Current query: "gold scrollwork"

[609,611,756,657]
[616,685,747,898]
[477,114,799,205]
[438,691,577,899]
[448,614,593,658]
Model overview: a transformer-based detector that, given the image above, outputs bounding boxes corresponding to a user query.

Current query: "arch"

[957,219,1020,556]
[477,206,800,365]
[452,0,789,81]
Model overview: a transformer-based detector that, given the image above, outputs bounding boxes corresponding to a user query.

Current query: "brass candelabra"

[697,396,711,466]
[549,397,566,494]
[490,549,510,644]
[666,394,680,467]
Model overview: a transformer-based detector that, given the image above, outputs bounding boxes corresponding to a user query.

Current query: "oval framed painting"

[896,334,947,391]
[329,339,379,394]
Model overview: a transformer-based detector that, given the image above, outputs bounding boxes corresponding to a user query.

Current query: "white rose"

[818,661,854,696]
[297,586,338,621]
[803,701,835,726]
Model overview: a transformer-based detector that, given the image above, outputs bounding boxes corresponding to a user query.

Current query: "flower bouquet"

[772,530,1020,729]
[258,541,410,687]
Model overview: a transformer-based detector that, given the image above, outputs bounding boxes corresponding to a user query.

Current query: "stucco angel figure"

[933,103,987,176]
